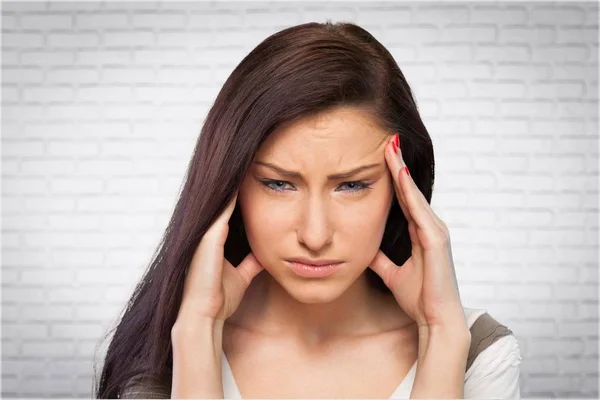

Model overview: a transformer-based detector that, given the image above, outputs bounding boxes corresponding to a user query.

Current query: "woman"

[94,21,522,399]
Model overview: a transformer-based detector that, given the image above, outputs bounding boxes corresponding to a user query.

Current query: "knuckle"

[430,230,449,247]
[204,223,229,243]
[440,222,450,237]
[381,261,396,286]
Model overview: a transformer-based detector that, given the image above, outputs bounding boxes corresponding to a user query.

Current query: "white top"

[221,307,522,399]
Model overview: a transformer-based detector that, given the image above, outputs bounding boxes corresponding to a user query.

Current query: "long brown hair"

[93,20,434,398]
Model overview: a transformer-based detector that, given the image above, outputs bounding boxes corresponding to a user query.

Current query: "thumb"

[368,250,399,289]
[236,252,265,289]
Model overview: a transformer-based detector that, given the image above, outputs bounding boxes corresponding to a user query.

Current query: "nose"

[296,196,333,251]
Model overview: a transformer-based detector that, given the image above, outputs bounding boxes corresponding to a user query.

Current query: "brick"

[530,6,586,25]
[75,13,128,28]
[21,14,73,29]
[470,5,528,24]
[132,12,186,28]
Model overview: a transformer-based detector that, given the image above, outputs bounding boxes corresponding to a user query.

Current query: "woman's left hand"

[368,133,468,332]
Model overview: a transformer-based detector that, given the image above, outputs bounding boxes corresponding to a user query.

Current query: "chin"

[286,286,346,304]
[275,273,352,304]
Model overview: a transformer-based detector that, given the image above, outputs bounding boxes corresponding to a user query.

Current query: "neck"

[229,270,411,347]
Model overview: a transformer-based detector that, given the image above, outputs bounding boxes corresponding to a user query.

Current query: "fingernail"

[394,133,399,153]
[404,166,410,176]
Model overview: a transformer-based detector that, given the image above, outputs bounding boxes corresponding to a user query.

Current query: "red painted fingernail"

[404,166,409,176]
[394,134,399,151]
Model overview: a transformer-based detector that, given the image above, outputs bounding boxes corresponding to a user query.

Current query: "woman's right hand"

[173,189,265,329]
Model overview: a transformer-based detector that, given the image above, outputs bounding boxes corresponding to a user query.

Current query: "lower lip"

[286,261,344,278]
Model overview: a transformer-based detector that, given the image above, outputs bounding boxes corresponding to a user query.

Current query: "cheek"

[245,206,287,240]
[352,181,393,226]
[238,190,288,263]
[348,198,390,244]
[343,187,393,262]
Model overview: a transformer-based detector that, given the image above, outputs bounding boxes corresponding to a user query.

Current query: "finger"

[235,252,265,288]
[388,134,441,235]
[393,136,446,231]
[367,248,400,288]
[385,136,421,248]
[192,190,239,287]
[384,136,413,226]
[369,249,422,293]
[402,166,446,232]
[205,189,239,246]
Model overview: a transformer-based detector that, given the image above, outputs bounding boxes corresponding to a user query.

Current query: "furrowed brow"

[254,161,382,180]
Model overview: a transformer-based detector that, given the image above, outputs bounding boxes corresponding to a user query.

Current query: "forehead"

[257,107,389,156]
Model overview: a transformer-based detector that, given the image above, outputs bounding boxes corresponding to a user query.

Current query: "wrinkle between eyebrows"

[254,160,382,181]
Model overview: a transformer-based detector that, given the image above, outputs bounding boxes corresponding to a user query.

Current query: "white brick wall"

[1,1,598,398]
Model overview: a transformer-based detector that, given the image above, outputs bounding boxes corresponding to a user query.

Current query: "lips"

[286,260,344,278]
[286,257,344,266]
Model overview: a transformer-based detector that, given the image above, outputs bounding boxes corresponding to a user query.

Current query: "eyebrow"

[254,161,382,180]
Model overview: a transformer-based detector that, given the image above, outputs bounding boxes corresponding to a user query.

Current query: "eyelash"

[259,179,373,195]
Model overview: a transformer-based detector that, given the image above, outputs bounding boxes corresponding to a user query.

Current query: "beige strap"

[119,373,170,399]
[466,312,514,372]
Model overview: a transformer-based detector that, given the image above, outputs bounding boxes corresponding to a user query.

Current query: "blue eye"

[259,179,373,194]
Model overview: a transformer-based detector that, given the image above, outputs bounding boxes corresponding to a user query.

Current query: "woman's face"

[238,106,394,303]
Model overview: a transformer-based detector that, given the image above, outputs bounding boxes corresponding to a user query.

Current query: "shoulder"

[464,307,515,370]
[463,307,523,398]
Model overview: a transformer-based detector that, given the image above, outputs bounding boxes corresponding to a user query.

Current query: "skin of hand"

[175,190,265,327]
[368,133,469,333]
